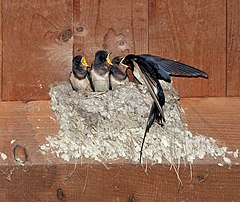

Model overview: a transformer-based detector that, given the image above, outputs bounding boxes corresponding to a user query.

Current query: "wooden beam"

[149,0,226,97]
[2,0,73,101]
[0,98,240,200]
[0,0,2,101]
[227,0,240,96]
[73,0,148,61]
[0,98,240,165]
[0,101,60,165]
[0,164,239,201]
[181,97,240,150]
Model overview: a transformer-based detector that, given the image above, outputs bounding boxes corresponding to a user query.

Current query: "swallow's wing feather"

[132,60,165,121]
[139,54,208,78]
[138,55,171,82]
[157,58,209,78]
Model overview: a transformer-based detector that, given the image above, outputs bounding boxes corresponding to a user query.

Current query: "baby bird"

[91,50,113,92]
[108,56,129,90]
[69,55,95,92]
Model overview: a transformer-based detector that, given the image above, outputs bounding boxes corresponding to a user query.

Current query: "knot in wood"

[59,29,72,42]
[76,26,84,32]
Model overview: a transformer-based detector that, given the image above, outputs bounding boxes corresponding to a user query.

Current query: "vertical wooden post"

[227,0,240,96]
[0,0,2,101]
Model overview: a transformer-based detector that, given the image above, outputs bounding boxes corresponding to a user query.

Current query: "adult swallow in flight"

[69,55,95,92]
[120,54,208,163]
[91,50,113,92]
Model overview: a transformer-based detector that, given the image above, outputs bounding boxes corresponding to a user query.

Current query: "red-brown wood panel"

[149,0,226,97]
[2,0,73,101]
[0,164,240,201]
[227,0,240,96]
[73,0,148,62]
[0,0,2,101]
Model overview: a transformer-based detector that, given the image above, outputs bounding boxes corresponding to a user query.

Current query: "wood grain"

[0,98,240,200]
[0,0,2,100]
[2,0,73,101]
[0,164,239,201]
[0,98,239,165]
[181,97,240,151]
[0,101,60,166]
[149,0,226,97]
[227,0,240,96]
[73,0,148,62]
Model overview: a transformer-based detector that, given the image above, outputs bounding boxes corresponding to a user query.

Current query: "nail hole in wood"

[57,188,64,200]
[129,195,135,202]
[13,145,28,164]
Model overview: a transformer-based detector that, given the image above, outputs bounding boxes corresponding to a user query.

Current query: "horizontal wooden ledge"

[0,164,239,201]
[0,98,239,201]
[0,97,239,166]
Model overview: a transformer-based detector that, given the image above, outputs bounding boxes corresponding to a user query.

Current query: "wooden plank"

[73,0,148,62]
[227,0,240,96]
[0,98,240,200]
[180,97,240,151]
[149,0,226,97]
[0,98,239,165]
[0,0,2,100]
[0,101,60,165]
[2,0,73,101]
[0,164,239,201]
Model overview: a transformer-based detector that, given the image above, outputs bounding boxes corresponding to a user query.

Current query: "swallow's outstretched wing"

[139,54,208,78]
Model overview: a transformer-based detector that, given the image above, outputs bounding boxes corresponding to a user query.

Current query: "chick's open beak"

[107,53,113,66]
[81,56,88,67]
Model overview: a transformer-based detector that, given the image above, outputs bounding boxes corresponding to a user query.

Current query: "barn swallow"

[91,50,113,92]
[69,55,95,92]
[120,54,208,163]
[108,56,129,90]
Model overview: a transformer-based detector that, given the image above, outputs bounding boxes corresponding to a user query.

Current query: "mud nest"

[41,82,237,165]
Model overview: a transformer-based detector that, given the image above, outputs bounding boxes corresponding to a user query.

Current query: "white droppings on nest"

[41,82,238,165]
[0,152,7,161]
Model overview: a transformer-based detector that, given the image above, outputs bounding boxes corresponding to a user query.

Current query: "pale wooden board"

[0,101,60,165]
[149,0,226,97]
[73,0,148,62]
[227,0,240,96]
[2,0,73,101]
[181,97,240,151]
[0,98,240,166]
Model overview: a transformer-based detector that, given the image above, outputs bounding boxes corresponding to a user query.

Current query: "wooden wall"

[0,0,240,101]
